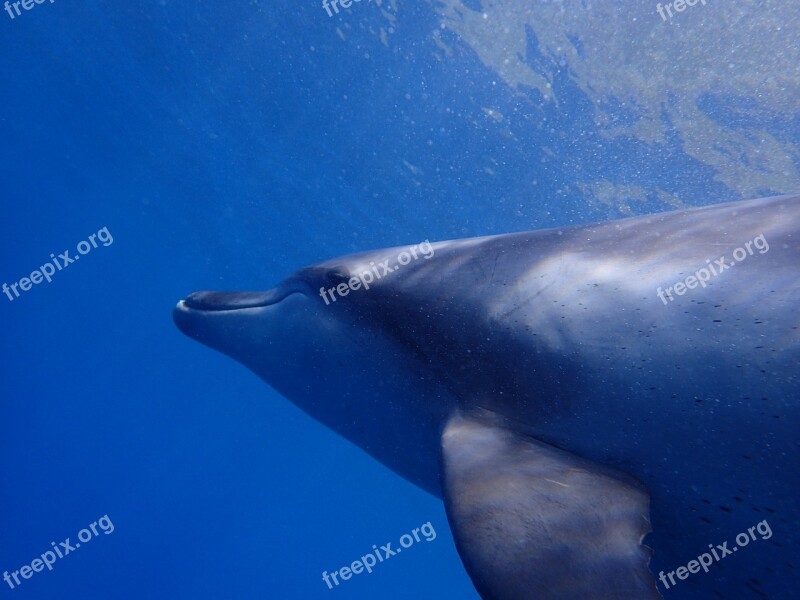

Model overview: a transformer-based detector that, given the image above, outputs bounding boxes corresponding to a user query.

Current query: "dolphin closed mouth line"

[181,280,311,312]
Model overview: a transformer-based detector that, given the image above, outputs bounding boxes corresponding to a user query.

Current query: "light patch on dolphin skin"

[486,199,800,357]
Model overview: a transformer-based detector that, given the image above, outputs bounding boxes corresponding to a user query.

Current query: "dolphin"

[173,195,799,599]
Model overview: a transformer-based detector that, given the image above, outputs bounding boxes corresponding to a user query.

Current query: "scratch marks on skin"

[545,479,571,488]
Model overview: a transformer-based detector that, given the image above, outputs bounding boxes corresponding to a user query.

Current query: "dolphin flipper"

[441,410,661,600]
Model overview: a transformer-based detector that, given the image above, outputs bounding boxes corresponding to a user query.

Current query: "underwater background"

[1,1,798,598]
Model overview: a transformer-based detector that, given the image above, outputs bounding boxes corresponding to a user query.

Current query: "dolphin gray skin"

[174,195,800,600]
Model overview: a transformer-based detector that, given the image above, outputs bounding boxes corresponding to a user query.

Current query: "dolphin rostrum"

[174,195,799,599]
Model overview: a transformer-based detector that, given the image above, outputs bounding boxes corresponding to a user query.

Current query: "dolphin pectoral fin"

[441,410,661,600]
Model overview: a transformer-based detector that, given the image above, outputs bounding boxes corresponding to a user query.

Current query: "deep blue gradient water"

[1,2,797,599]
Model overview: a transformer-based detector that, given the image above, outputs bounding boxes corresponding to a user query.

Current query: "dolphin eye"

[324,268,351,287]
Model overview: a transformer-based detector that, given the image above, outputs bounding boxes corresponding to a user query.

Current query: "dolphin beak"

[172,291,273,349]
[173,278,312,340]
[177,276,312,313]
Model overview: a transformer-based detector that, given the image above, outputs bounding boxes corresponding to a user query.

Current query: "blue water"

[0,2,792,599]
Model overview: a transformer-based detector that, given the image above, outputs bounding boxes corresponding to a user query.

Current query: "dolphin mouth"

[179,278,311,312]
